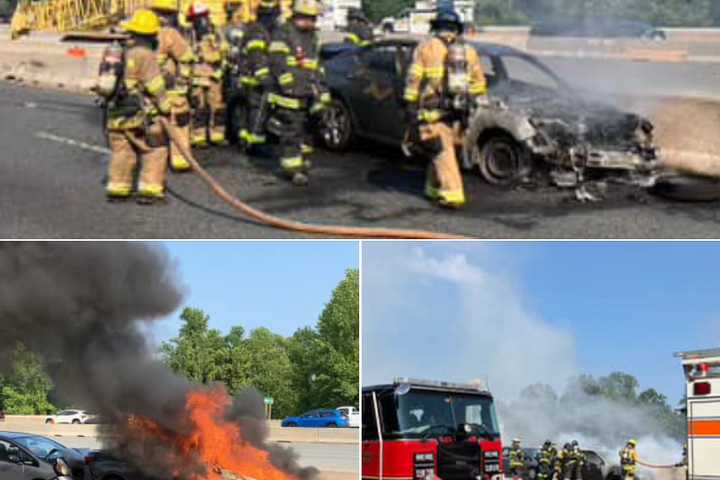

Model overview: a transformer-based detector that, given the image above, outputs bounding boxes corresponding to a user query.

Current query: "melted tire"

[651,173,720,202]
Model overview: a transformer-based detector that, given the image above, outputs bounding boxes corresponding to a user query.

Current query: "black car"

[530,18,666,41]
[319,38,663,199]
[0,432,85,480]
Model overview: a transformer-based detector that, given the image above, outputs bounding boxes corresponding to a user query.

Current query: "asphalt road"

[50,436,358,474]
[4,82,720,239]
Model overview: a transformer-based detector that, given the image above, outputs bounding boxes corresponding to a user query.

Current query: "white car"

[44,409,92,424]
[336,406,360,428]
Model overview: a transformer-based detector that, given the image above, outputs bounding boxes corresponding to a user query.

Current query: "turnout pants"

[419,121,465,207]
[190,79,226,146]
[273,106,311,177]
[622,466,636,480]
[168,92,192,171]
[106,122,168,199]
[239,87,268,146]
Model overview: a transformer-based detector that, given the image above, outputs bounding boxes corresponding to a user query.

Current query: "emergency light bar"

[675,348,720,361]
[393,377,489,392]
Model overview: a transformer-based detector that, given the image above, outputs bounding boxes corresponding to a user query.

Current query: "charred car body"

[362,378,503,480]
[319,38,661,200]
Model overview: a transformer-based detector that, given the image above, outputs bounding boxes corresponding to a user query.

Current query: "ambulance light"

[694,381,711,396]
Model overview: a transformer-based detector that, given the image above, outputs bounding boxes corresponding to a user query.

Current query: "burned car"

[318,38,664,201]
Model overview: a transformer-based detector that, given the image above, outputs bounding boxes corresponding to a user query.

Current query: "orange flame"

[129,386,297,480]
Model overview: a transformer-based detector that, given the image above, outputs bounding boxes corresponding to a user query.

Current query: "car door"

[301,410,317,427]
[0,440,45,480]
[346,44,408,142]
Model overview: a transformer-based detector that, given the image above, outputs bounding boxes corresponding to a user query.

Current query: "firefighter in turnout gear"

[558,443,576,480]
[509,439,527,477]
[344,7,373,47]
[151,0,195,172]
[537,441,558,480]
[235,0,281,151]
[620,439,639,480]
[403,8,488,208]
[570,440,585,480]
[188,2,229,146]
[267,0,330,186]
[101,9,172,204]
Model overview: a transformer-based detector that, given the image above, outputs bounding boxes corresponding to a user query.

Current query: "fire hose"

[636,460,684,470]
[157,117,469,239]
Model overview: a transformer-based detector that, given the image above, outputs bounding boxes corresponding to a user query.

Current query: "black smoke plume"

[0,242,316,480]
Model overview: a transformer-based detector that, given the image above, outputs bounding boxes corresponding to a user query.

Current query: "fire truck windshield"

[385,389,500,440]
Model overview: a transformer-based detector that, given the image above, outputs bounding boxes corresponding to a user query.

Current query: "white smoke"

[363,244,684,467]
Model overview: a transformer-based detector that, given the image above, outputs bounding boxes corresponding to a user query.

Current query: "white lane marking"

[36,131,110,157]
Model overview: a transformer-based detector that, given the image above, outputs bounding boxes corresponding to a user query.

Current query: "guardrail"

[0,416,359,444]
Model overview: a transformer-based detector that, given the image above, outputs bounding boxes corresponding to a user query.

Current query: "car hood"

[490,80,647,146]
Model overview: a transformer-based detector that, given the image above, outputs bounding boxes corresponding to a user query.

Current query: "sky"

[145,241,359,345]
[362,241,720,404]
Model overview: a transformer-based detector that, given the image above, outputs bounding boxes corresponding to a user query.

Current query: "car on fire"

[281,409,350,428]
[0,432,86,480]
[318,38,716,202]
[362,378,503,480]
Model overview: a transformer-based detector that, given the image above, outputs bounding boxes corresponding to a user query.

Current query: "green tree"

[290,269,359,412]
[161,307,228,384]
[364,0,414,23]
[243,328,296,418]
[0,343,55,414]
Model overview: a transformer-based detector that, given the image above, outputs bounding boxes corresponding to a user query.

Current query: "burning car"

[319,38,696,201]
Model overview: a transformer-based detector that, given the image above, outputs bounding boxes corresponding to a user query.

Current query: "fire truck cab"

[362,378,504,480]
[676,348,720,480]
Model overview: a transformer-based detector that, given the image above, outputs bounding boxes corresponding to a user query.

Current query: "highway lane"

[4,82,720,239]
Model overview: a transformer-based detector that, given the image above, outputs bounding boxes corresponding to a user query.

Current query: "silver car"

[0,432,80,480]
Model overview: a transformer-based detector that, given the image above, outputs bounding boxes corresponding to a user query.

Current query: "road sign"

[264,397,274,406]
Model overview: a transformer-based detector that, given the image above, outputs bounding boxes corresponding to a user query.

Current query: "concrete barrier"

[0,416,358,444]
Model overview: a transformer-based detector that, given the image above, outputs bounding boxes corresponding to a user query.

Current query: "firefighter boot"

[137,123,169,205]
[106,131,138,201]
[169,97,192,172]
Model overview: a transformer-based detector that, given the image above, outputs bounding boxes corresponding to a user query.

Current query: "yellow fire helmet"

[121,9,162,35]
[293,0,321,17]
[151,0,180,12]
[259,0,279,9]
[628,439,638,447]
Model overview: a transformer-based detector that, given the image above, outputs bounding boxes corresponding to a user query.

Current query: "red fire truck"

[362,378,504,480]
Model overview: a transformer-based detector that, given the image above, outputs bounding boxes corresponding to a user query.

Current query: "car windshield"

[13,436,66,459]
[501,55,562,90]
[385,389,500,439]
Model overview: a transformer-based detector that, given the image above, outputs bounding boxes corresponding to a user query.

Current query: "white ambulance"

[676,348,720,480]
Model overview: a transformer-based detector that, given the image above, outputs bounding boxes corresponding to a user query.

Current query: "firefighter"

[267,0,330,186]
[188,2,229,147]
[151,0,195,172]
[344,7,373,47]
[558,443,576,480]
[570,440,585,480]
[509,438,526,478]
[235,0,282,151]
[402,7,488,208]
[537,440,558,480]
[101,9,172,203]
[620,439,639,480]
[226,0,244,27]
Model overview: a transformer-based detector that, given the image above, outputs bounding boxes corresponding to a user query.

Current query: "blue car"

[281,409,350,428]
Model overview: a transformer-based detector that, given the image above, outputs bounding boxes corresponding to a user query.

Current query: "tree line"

[0,269,359,419]
[363,0,720,26]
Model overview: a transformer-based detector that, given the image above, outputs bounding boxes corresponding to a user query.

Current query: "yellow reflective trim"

[145,75,166,95]
[269,41,290,54]
[346,33,361,45]
[125,78,139,89]
[179,51,195,64]
[193,77,211,87]
[268,93,301,109]
[409,63,424,78]
[278,72,294,86]
[157,53,169,65]
[404,88,420,102]
[204,52,222,63]
[127,58,136,70]
[438,189,465,206]
[211,69,224,81]
[303,59,319,70]
[425,67,444,79]
[301,144,314,155]
[158,97,173,114]
[281,156,304,169]
[286,56,299,67]
[469,83,487,95]
[255,67,270,78]
[168,88,188,96]
[319,92,331,104]
[107,116,143,130]
[245,39,267,52]
[419,109,444,122]
[138,182,164,197]
[171,155,191,170]
[241,76,260,86]
[106,182,132,197]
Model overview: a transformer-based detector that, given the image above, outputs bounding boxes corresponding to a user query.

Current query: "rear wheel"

[477,134,530,187]
[319,98,354,152]
[72,419,81,424]
[326,423,337,428]
[650,173,720,202]
[286,422,298,427]
[45,419,54,424]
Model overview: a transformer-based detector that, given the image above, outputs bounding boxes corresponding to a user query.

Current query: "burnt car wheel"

[319,98,354,152]
[651,173,720,202]
[477,134,529,187]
